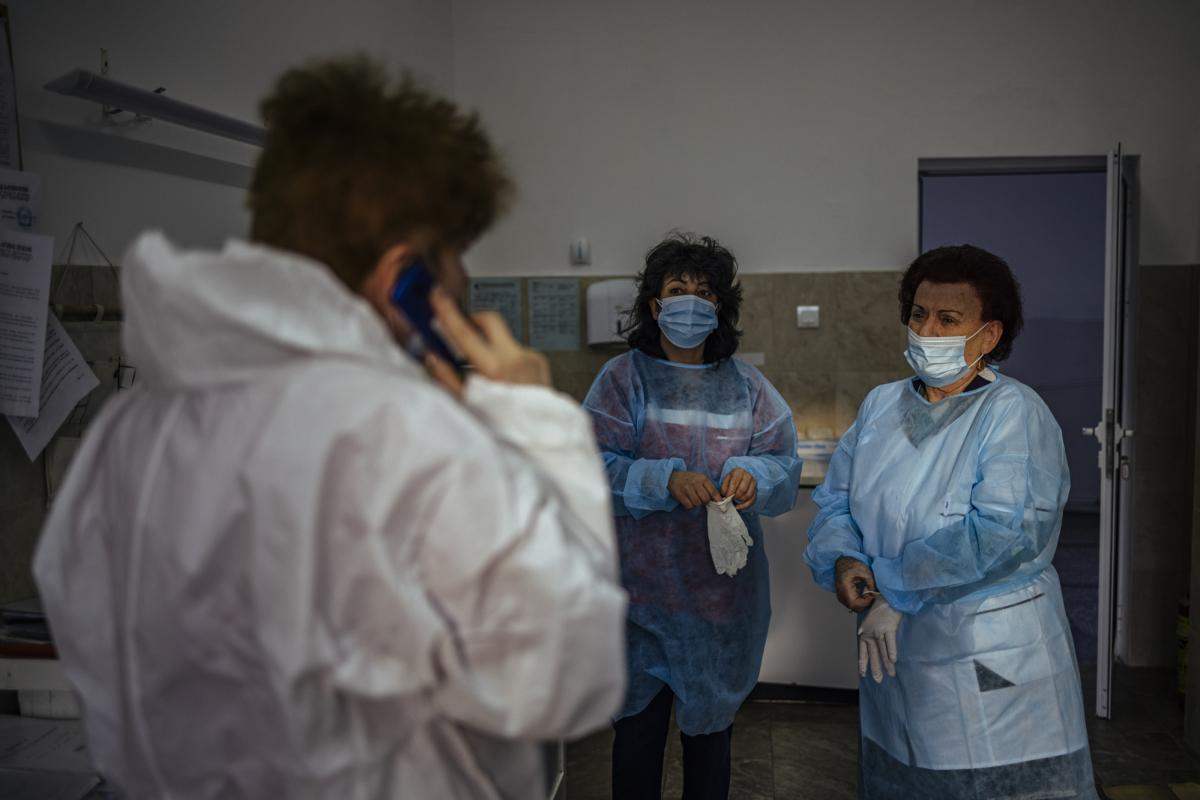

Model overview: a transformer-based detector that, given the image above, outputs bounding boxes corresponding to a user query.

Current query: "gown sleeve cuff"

[809,548,872,593]
[624,457,686,516]
[868,555,923,615]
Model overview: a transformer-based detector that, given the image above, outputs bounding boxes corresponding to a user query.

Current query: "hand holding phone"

[425,287,551,397]
[389,257,465,368]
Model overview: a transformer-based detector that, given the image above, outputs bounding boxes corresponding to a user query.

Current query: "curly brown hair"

[248,55,512,289]
[623,232,743,362]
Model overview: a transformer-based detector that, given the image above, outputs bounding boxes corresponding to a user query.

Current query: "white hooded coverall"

[33,232,628,799]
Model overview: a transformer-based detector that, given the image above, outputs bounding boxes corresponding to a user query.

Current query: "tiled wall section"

[1190,276,1200,748]
[0,268,908,603]
[1128,264,1199,666]
[543,272,911,438]
[5,262,1197,668]
[0,434,46,605]
[0,264,122,604]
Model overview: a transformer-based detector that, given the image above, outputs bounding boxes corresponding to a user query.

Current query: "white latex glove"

[706,497,753,577]
[857,597,903,683]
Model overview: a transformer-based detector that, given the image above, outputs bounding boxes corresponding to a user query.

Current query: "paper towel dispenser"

[586,278,638,346]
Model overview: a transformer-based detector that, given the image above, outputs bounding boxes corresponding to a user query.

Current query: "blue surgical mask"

[904,324,989,388]
[656,295,719,349]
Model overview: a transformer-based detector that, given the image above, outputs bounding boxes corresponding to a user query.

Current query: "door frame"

[916,154,1138,719]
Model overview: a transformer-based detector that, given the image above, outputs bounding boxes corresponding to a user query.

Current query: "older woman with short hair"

[805,244,1097,799]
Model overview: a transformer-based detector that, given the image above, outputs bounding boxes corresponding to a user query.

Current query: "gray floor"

[564,699,858,800]
[568,512,1198,798]
[564,667,1200,799]
[1086,665,1200,789]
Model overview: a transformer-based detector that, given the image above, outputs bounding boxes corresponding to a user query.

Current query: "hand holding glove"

[857,597,903,683]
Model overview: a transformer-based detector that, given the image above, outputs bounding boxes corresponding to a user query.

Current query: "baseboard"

[749,682,859,705]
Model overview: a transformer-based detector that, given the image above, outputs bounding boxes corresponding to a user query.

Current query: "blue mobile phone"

[389,257,464,368]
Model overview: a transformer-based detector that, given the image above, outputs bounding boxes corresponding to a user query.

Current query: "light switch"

[796,305,820,328]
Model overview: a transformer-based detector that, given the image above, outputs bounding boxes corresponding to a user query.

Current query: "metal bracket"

[99,48,161,122]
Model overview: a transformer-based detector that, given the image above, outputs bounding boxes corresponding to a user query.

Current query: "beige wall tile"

[1126,264,1200,665]
[769,273,838,373]
[530,270,914,438]
[835,369,911,436]
[549,347,619,403]
[772,371,836,439]
[834,272,907,372]
[0,424,47,603]
[1128,565,1183,669]
[737,274,781,357]
[0,500,44,604]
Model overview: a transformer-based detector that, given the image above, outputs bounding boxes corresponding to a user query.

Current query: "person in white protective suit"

[33,56,627,800]
[804,244,1098,799]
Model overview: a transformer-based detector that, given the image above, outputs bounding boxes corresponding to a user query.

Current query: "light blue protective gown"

[584,349,801,735]
[805,372,1098,799]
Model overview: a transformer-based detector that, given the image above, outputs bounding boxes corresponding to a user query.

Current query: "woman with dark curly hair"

[805,244,1098,799]
[583,233,801,800]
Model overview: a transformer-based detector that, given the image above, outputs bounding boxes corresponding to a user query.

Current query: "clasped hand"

[668,468,757,511]
[835,556,902,683]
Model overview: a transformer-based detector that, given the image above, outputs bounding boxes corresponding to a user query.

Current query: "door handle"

[1084,410,1129,477]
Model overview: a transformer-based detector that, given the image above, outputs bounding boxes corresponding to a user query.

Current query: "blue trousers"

[611,686,733,800]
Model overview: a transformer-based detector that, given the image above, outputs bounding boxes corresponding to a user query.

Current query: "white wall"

[451,0,1200,276]
[9,0,454,258]
[0,0,454,602]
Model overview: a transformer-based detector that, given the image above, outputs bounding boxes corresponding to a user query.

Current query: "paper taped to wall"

[6,313,99,460]
[0,169,38,231]
[470,278,523,342]
[0,714,95,774]
[0,230,51,416]
[529,278,579,351]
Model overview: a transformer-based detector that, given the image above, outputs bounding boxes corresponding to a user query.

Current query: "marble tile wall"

[542,271,911,440]
[0,438,46,604]
[0,269,908,603]
[1128,265,1200,667]
[0,265,121,604]
[1191,269,1200,748]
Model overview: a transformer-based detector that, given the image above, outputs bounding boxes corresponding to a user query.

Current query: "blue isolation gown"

[584,349,801,735]
[805,373,1097,799]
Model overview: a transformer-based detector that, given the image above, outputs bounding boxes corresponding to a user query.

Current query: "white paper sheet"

[528,278,580,352]
[470,278,523,342]
[0,169,39,231]
[0,230,52,416]
[0,715,94,774]
[6,313,100,460]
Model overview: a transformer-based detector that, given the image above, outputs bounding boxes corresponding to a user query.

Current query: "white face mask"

[904,324,989,388]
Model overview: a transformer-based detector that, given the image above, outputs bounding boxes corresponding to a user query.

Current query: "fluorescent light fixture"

[44,69,265,147]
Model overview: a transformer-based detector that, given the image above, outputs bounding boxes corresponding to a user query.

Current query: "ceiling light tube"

[44,69,265,147]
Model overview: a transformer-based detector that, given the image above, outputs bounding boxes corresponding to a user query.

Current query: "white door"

[1088,147,1138,719]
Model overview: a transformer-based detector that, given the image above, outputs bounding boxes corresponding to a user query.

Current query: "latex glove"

[857,597,902,683]
[706,497,753,577]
